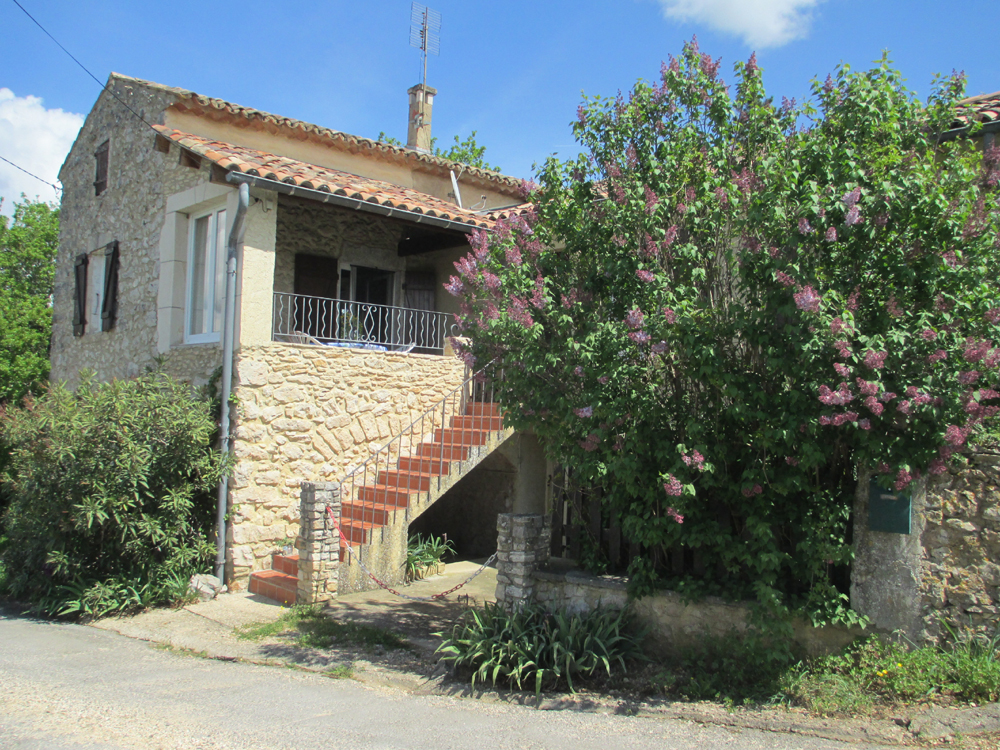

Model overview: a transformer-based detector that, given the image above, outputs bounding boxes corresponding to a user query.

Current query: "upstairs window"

[185,206,227,343]
[94,140,109,196]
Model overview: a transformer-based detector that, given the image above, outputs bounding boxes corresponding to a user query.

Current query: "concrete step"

[249,569,296,606]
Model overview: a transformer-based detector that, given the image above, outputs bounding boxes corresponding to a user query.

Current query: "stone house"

[51,73,548,596]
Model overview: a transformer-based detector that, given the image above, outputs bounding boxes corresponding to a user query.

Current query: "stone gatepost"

[851,470,928,642]
[495,513,551,610]
[297,481,341,604]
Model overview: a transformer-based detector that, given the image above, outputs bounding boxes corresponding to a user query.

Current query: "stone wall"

[919,453,1000,643]
[495,513,861,658]
[227,342,466,584]
[51,76,221,388]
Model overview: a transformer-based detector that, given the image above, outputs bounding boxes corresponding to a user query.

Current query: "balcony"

[272,292,455,354]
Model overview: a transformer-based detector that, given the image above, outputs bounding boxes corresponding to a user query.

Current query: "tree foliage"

[377,130,500,171]
[0,372,231,616]
[448,41,1000,621]
[0,197,59,404]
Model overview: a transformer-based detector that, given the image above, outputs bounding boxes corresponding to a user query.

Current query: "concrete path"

[0,610,897,750]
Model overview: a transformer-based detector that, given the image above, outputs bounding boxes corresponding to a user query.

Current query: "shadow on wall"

[408,450,516,559]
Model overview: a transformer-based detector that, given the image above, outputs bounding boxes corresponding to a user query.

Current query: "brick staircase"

[248,552,298,606]
[248,395,511,603]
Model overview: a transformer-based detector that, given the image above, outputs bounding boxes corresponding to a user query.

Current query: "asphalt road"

[0,613,892,750]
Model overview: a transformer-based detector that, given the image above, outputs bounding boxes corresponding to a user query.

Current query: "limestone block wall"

[919,453,1000,643]
[51,77,221,387]
[227,342,466,583]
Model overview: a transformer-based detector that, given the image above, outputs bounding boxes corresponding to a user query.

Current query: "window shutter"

[73,253,88,337]
[101,241,119,332]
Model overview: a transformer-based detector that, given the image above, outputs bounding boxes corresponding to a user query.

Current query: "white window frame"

[184,204,228,344]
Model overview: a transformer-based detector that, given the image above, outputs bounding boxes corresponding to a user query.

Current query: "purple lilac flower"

[863,350,888,370]
[798,218,814,235]
[636,269,656,283]
[574,406,593,418]
[663,476,683,497]
[666,507,684,524]
[625,308,645,330]
[825,227,837,243]
[794,286,821,313]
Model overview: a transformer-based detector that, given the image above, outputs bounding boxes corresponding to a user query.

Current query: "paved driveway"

[0,612,894,750]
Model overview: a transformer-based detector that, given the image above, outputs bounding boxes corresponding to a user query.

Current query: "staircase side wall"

[226,342,465,586]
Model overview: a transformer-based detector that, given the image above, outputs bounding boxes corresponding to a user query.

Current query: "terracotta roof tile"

[951,91,1000,129]
[154,126,529,230]
[110,73,523,197]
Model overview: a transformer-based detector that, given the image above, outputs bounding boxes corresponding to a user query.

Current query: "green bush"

[437,602,644,694]
[0,372,230,617]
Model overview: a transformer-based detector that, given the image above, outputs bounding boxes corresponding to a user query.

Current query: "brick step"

[465,402,500,417]
[341,501,393,526]
[396,456,452,474]
[355,484,413,506]
[249,569,296,606]
[449,415,503,430]
[375,470,434,491]
[272,553,298,577]
[433,428,489,446]
[339,519,377,545]
[414,443,471,461]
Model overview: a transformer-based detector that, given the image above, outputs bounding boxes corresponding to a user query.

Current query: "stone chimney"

[407,83,436,152]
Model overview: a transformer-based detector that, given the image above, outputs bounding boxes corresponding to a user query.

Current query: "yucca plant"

[436,602,644,694]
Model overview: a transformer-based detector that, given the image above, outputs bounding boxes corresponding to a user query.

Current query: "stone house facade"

[51,73,532,586]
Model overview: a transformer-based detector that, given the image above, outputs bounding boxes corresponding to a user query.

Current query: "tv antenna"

[409,3,441,89]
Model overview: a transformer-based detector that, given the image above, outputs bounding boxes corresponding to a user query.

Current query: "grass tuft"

[235,605,411,652]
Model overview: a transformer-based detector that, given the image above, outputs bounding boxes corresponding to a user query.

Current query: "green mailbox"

[868,477,912,535]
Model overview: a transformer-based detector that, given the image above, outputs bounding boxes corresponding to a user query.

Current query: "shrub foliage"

[0,372,230,616]
[437,602,644,694]
[449,42,1000,620]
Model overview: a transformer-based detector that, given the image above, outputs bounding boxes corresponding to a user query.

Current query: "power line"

[0,154,61,193]
[9,0,160,138]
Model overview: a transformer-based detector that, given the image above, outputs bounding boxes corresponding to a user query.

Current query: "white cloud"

[657,0,824,49]
[0,88,84,214]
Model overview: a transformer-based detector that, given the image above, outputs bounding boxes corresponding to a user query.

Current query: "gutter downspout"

[214,181,249,581]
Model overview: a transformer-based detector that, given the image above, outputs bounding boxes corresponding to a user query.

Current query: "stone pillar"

[851,470,928,641]
[297,481,341,604]
[495,513,551,610]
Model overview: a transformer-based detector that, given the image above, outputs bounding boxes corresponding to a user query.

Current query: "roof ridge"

[154,126,529,230]
[109,72,523,195]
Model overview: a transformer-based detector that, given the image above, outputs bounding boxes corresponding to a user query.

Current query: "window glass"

[187,207,226,341]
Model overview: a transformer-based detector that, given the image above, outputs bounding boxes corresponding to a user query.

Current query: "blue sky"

[2,0,999,212]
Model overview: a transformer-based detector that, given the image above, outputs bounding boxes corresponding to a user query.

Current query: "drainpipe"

[214,181,249,581]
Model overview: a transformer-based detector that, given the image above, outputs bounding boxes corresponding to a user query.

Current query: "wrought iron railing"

[272,292,454,353]
[340,363,504,566]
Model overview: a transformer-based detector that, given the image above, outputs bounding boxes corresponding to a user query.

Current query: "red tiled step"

[434,428,489,446]
[339,519,376,545]
[376,470,433,491]
[342,501,393,526]
[450,415,504,430]
[396,456,452,474]
[272,553,298,577]
[355,484,413,506]
[249,569,296,606]
[414,443,470,461]
[465,402,500,416]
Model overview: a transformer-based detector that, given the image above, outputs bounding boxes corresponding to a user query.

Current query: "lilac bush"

[450,41,1000,621]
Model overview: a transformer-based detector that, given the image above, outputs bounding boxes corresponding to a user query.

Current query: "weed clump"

[436,602,644,694]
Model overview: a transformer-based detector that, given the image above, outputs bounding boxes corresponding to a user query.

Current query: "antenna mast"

[409,3,441,89]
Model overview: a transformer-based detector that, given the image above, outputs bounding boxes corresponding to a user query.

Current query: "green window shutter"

[101,241,119,332]
[73,253,88,337]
